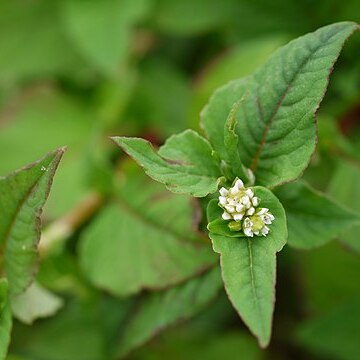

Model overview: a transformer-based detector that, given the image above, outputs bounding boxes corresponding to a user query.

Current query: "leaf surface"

[276,181,360,249]
[208,187,287,347]
[80,167,216,296]
[0,279,11,360]
[202,22,358,186]
[0,148,65,295]
[116,268,222,357]
[112,131,223,197]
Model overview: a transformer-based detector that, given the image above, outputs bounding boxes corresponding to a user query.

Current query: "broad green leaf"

[0,148,65,295]
[209,187,287,347]
[276,181,360,249]
[0,279,12,360]
[61,0,150,75]
[112,130,223,197]
[79,167,216,296]
[192,36,286,129]
[202,22,358,187]
[11,282,64,325]
[328,160,360,252]
[296,298,360,360]
[116,268,222,357]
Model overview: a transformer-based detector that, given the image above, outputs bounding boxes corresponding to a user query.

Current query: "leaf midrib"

[250,55,313,172]
[250,32,338,173]
[247,238,266,340]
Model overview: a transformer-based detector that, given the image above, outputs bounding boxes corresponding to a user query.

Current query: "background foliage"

[1,0,360,359]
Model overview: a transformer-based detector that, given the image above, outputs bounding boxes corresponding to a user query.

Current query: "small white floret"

[258,208,269,215]
[219,187,228,196]
[236,204,244,212]
[233,213,243,221]
[235,179,244,189]
[219,196,227,205]
[225,205,235,213]
[230,186,240,195]
[246,207,255,216]
[261,226,270,236]
[241,195,250,205]
[262,214,273,224]
[243,217,252,228]
[222,211,232,220]
[245,189,254,198]
[244,228,254,237]
[252,197,259,206]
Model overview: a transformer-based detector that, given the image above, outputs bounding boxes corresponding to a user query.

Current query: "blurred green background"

[2,0,360,359]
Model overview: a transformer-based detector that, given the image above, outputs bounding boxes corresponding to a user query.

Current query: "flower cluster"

[218,179,275,237]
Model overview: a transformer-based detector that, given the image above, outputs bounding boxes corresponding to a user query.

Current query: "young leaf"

[79,168,216,296]
[0,279,11,360]
[276,181,360,249]
[223,107,254,183]
[112,131,223,197]
[11,282,64,325]
[0,148,65,295]
[208,187,287,347]
[202,22,358,187]
[116,268,222,357]
[201,78,248,163]
[207,199,247,238]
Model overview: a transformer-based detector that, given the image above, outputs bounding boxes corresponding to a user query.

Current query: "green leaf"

[208,187,287,347]
[112,130,223,197]
[0,148,65,295]
[61,0,150,75]
[276,181,360,249]
[201,78,248,163]
[0,279,12,360]
[79,167,216,296]
[116,268,222,357]
[328,160,360,252]
[11,282,64,325]
[296,298,360,360]
[202,22,359,187]
[207,199,247,238]
[191,36,287,129]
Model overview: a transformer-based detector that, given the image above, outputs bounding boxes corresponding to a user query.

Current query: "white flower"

[242,208,275,237]
[217,179,275,237]
[218,178,250,223]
